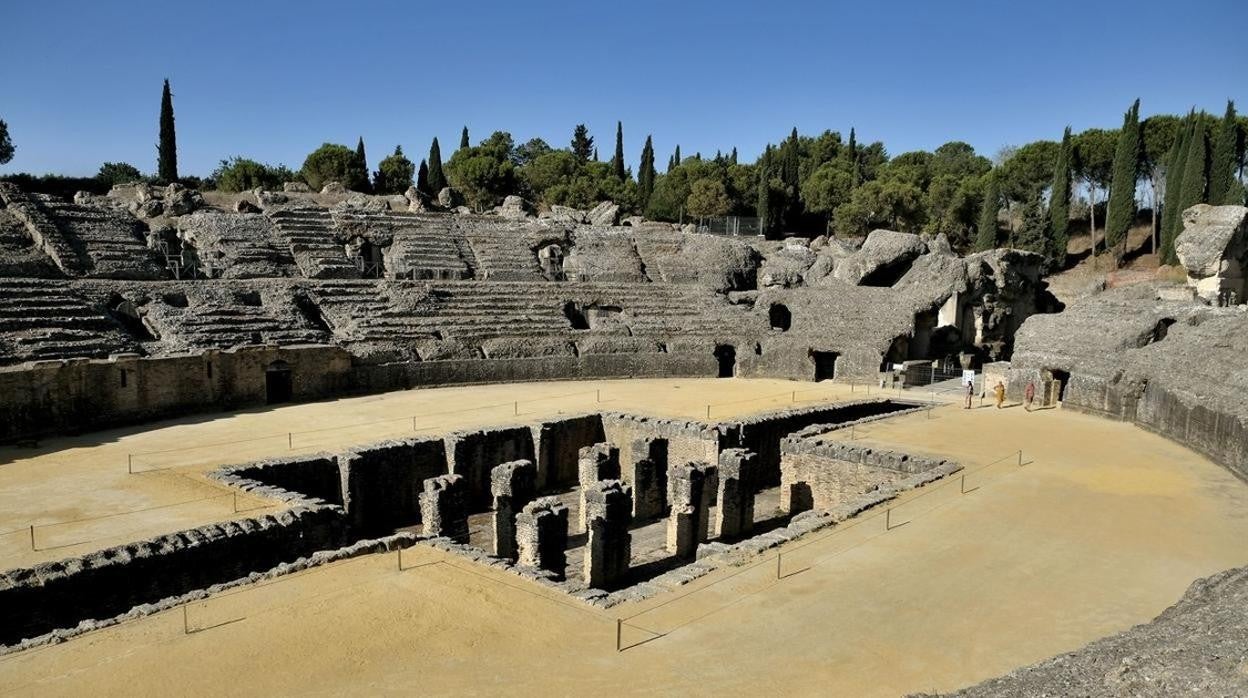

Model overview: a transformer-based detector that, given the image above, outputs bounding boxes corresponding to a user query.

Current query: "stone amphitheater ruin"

[1,181,1246,695]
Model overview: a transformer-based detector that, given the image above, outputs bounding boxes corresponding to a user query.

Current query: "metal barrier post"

[776,553,781,579]
[128,454,133,474]
[288,433,293,449]
[616,618,622,652]
[514,401,518,416]
[1017,450,1023,466]
[29,525,35,551]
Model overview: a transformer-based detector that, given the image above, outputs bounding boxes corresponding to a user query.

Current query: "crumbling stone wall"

[419,473,470,542]
[340,438,448,537]
[0,505,348,647]
[491,459,537,560]
[445,426,535,510]
[219,453,343,506]
[780,436,952,514]
[532,414,605,490]
[516,498,569,579]
[602,413,721,473]
[583,480,633,589]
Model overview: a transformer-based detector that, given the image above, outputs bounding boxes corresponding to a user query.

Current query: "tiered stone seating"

[36,198,166,279]
[335,211,476,280]
[137,285,330,350]
[0,210,58,277]
[177,212,297,279]
[632,229,701,284]
[455,217,551,280]
[267,209,359,279]
[0,279,140,364]
[0,183,85,276]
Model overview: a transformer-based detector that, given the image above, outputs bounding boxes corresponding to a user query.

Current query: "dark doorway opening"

[1048,369,1070,404]
[266,360,293,404]
[812,351,838,381]
[768,303,791,331]
[714,345,736,378]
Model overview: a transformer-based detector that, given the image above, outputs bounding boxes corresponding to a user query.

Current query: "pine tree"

[976,172,1000,251]
[416,159,430,195]
[1048,126,1074,267]
[459,127,470,150]
[427,137,447,193]
[571,124,593,163]
[1105,99,1142,257]
[157,79,178,183]
[1209,100,1239,204]
[612,121,626,180]
[355,137,370,193]
[638,135,656,209]
[1160,115,1192,264]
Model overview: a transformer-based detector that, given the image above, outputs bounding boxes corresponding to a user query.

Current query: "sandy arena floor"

[3,384,1247,696]
[0,378,872,569]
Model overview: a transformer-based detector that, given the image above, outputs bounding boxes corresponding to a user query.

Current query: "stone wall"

[445,426,536,509]
[601,413,722,471]
[780,437,952,513]
[0,344,354,442]
[533,414,605,489]
[732,399,922,487]
[340,438,448,536]
[0,505,348,647]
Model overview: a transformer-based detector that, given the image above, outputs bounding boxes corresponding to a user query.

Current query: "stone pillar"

[419,474,469,543]
[583,480,633,589]
[577,443,619,531]
[629,437,668,521]
[490,459,537,560]
[715,449,757,540]
[666,462,709,557]
[516,498,569,579]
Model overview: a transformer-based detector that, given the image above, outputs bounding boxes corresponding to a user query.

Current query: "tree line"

[3,81,1247,264]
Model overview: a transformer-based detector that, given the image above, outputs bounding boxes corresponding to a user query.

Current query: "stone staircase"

[633,230,701,284]
[164,305,328,349]
[456,218,548,280]
[337,211,477,280]
[0,183,86,276]
[0,279,140,364]
[0,210,58,277]
[36,198,165,279]
[267,209,359,279]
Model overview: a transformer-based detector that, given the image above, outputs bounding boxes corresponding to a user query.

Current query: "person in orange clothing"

[993,381,1006,409]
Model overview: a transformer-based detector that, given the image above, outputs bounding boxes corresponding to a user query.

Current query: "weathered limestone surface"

[715,448,757,539]
[577,442,620,531]
[666,462,711,556]
[490,459,537,560]
[583,480,632,589]
[516,497,570,579]
[1175,204,1248,304]
[419,474,469,543]
[628,437,669,521]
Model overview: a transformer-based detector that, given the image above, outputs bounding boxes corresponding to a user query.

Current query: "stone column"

[577,443,619,531]
[516,498,570,579]
[490,459,537,560]
[715,448,757,540]
[419,474,469,543]
[666,462,709,557]
[583,480,633,589]
[629,437,668,521]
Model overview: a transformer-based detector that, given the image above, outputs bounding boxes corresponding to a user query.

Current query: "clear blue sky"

[3,0,1245,177]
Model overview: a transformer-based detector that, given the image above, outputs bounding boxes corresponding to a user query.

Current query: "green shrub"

[300,143,368,191]
[211,157,295,193]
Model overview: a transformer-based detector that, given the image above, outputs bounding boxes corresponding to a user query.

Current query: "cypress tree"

[592,147,598,161]
[459,126,470,150]
[1159,115,1192,264]
[730,147,738,165]
[976,172,1001,251]
[416,159,430,196]
[638,135,656,209]
[1105,99,1142,257]
[667,154,675,172]
[427,137,447,193]
[847,127,859,185]
[1177,113,1210,221]
[781,128,801,229]
[157,79,178,183]
[1048,126,1074,267]
[757,162,772,236]
[612,121,626,180]
[1209,100,1239,204]
[355,137,370,193]
[673,145,681,167]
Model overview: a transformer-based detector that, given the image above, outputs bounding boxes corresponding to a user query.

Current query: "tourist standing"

[1024,381,1036,411]
[993,381,1006,409]
[964,379,974,409]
